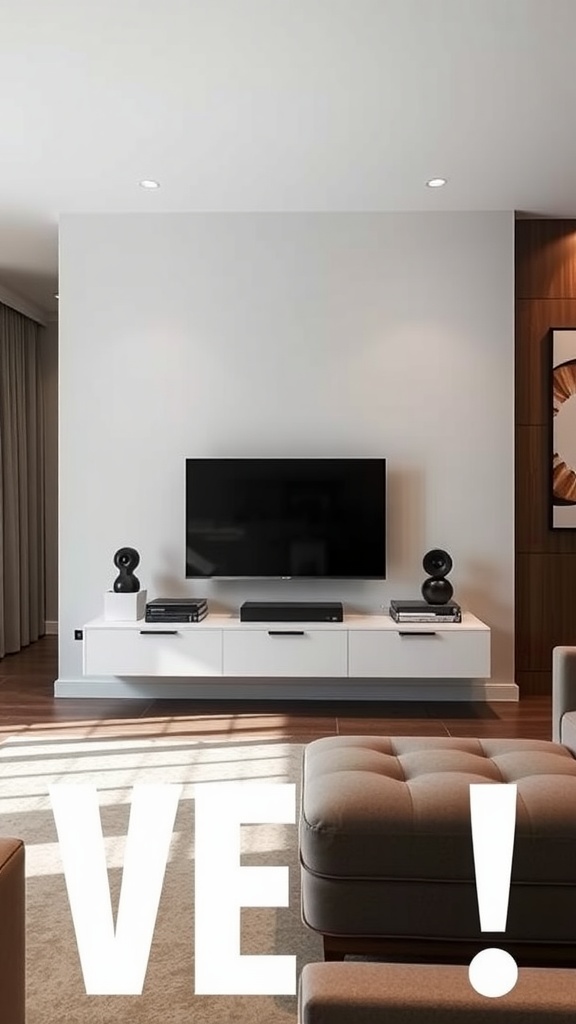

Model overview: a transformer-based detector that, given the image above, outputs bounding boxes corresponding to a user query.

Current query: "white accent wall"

[40,319,59,628]
[58,212,514,693]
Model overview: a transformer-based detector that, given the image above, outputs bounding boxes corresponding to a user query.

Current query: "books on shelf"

[389,599,461,624]
[145,598,208,623]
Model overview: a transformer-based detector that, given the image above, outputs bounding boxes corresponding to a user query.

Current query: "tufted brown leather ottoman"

[298,962,576,1023]
[299,736,576,963]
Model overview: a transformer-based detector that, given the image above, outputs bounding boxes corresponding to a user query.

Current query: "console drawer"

[348,627,490,678]
[84,627,222,676]
[223,628,348,677]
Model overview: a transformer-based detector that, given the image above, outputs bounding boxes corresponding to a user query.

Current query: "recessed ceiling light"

[139,179,160,190]
[426,177,447,188]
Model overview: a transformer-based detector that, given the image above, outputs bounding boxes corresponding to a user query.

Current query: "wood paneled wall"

[516,220,576,694]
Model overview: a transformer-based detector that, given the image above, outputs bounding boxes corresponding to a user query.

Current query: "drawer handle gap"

[267,630,306,636]
[139,629,179,635]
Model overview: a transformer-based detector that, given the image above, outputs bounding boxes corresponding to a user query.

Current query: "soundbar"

[240,601,344,623]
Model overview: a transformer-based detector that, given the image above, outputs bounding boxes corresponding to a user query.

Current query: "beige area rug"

[0,735,322,1023]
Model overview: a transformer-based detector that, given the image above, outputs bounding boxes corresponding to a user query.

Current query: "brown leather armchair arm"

[0,838,25,1024]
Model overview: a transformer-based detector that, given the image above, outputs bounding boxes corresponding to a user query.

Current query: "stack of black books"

[389,600,461,623]
[145,598,208,623]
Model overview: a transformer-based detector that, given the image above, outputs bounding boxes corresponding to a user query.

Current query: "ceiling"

[3,0,576,317]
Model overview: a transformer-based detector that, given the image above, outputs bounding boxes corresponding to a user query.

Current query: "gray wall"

[58,212,514,688]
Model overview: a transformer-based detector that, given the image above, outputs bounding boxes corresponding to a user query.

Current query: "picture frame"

[551,328,576,528]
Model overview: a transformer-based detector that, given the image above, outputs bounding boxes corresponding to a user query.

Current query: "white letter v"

[50,783,182,994]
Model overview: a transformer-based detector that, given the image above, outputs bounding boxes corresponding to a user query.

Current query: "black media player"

[240,601,344,623]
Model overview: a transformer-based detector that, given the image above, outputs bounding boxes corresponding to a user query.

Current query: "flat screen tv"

[185,458,386,579]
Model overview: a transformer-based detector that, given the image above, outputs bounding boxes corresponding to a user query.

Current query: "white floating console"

[80,612,496,699]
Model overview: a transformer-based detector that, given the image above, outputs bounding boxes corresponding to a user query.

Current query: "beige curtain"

[0,303,45,657]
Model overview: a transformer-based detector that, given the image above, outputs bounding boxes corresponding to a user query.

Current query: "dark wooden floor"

[0,635,553,742]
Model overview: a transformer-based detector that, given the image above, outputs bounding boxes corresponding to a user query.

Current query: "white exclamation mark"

[468,783,519,998]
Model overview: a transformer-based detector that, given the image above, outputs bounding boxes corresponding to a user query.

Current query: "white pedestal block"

[104,589,147,621]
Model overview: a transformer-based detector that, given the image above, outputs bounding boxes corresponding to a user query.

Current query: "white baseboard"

[54,677,519,701]
[45,621,58,635]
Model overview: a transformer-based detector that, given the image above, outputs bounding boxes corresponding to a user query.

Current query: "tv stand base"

[62,611,503,701]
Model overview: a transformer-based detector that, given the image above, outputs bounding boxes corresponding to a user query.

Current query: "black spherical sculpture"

[421,548,453,605]
[113,547,141,593]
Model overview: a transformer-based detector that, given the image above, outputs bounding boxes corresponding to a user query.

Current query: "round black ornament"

[421,548,453,605]
[113,547,141,593]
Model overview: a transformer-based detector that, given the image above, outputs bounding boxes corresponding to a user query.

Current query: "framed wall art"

[552,328,576,528]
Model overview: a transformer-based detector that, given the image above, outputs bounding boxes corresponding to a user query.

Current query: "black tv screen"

[185,458,386,579]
